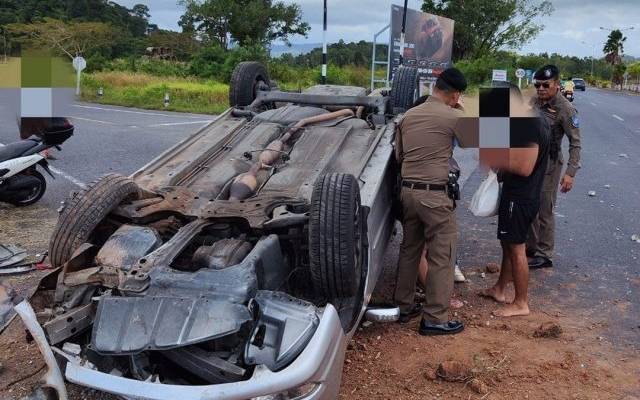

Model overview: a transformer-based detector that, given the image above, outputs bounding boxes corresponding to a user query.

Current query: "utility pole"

[399,0,408,66]
[321,0,327,84]
[581,41,595,77]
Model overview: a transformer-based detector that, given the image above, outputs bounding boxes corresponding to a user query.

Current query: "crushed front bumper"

[55,304,346,400]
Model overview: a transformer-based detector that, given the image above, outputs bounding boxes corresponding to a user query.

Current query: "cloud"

[114,0,640,57]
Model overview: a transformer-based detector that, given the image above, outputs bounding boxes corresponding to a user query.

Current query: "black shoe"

[419,319,464,336]
[528,256,553,269]
[398,303,422,324]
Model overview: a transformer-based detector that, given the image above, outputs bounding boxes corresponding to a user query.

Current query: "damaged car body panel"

[18,63,420,399]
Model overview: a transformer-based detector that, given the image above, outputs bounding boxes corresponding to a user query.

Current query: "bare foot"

[478,286,508,303]
[492,302,530,317]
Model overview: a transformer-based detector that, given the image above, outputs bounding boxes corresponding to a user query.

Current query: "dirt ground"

[0,206,639,399]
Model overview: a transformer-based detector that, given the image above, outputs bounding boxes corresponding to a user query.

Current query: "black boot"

[419,319,464,336]
[528,256,553,269]
[398,303,422,324]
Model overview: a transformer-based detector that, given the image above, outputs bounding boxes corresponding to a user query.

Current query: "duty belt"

[402,180,446,191]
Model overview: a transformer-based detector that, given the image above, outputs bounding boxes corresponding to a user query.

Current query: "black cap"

[534,65,559,80]
[439,67,467,92]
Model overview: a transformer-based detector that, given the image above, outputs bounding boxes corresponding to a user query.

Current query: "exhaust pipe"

[228,109,355,200]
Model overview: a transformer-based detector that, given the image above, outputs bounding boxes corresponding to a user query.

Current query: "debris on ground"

[604,184,611,189]
[486,262,500,273]
[436,361,471,382]
[424,368,437,381]
[0,244,27,268]
[631,234,640,243]
[588,191,597,197]
[469,378,489,394]
[618,153,629,158]
[533,322,563,338]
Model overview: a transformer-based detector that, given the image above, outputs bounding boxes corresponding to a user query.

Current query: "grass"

[81,72,229,114]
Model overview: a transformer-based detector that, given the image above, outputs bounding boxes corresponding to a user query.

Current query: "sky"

[117,0,640,58]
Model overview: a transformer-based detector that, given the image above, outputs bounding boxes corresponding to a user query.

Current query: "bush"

[189,46,227,80]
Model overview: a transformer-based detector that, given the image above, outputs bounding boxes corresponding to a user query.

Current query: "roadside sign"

[525,70,533,79]
[72,56,86,96]
[492,69,507,82]
[72,56,86,72]
[515,68,525,88]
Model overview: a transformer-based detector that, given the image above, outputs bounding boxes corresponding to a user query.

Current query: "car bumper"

[62,304,347,400]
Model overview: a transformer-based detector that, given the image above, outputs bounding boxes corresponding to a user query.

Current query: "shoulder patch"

[571,112,580,128]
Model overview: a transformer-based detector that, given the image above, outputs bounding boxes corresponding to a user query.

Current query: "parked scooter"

[0,118,74,206]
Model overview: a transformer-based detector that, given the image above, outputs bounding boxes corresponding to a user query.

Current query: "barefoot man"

[479,85,550,317]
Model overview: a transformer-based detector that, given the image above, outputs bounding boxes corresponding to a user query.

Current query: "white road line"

[0,142,87,189]
[612,114,624,122]
[590,102,597,106]
[72,104,208,119]
[69,116,117,125]
[148,120,213,127]
[49,166,87,189]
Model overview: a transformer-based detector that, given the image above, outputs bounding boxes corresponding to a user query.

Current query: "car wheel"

[389,65,419,114]
[8,170,46,207]
[229,62,270,107]
[309,173,366,302]
[49,174,141,268]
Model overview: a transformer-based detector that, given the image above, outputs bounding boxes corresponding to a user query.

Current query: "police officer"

[527,65,582,268]
[394,68,467,336]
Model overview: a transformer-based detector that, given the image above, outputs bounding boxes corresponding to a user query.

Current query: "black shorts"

[497,198,539,244]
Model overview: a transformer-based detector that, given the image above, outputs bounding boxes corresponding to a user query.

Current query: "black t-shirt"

[501,115,550,202]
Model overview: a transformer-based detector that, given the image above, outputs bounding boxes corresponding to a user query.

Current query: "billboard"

[390,5,455,92]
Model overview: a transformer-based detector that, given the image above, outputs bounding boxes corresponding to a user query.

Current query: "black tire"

[389,65,419,113]
[9,170,46,207]
[229,62,270,107]
[309,173,365,301]
[48,174,141,268]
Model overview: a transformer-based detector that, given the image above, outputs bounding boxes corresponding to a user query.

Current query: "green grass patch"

[81,72,229,114]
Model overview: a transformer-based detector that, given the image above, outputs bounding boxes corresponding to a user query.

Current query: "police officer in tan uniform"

[394,68,467,336]
[527,65,582,269]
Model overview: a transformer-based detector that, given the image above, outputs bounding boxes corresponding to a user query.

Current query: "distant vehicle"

[573,78,586,91]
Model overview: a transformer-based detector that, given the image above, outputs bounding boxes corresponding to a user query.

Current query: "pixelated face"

[534,78,560,101]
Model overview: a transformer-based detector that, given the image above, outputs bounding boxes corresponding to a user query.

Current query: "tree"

[421,0,553,60]
[7,18,115,59]
[603,29,627,87]
[179,0,309,49]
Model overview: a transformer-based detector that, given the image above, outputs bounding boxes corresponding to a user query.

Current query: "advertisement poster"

[390,5,455,94]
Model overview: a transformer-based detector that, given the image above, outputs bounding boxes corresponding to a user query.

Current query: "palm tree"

[603,29,626,88]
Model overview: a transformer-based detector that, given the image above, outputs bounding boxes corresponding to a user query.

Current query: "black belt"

[402,181,446,191]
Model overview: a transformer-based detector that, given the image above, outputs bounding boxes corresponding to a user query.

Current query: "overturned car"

[20,63,419,400]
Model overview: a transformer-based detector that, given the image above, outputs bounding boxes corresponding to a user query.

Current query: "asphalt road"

[0,99,214,209]
[456,87,640,348]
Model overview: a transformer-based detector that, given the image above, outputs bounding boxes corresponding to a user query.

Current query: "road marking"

[72,104,208,119]
[69,116,117,125]
[590,102,597,106]
[49,166,87,189]
[148,120,213,127]
[0,142,87,189]
[612,114,624,122]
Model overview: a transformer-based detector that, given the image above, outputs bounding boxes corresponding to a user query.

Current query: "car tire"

[390,65,419,113]
[309,173,366,301]
[49,174,141,268]
[8,170,46,207]
[229,62,270,107]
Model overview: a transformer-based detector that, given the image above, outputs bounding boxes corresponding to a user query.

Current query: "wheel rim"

[17,183,43,204]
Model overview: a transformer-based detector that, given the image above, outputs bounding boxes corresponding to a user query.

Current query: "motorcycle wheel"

[10,170,46,207]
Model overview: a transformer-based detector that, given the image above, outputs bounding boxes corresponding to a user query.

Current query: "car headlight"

[252,382,320,400]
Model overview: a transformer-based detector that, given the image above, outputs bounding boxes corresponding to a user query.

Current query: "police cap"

[534,65,559,81]
[438,68,468,92]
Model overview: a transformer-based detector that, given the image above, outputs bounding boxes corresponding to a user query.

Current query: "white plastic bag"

[469,170,501,217]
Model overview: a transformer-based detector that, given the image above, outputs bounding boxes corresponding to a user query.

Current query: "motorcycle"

[561,87,574,102]
[0,118,74,206]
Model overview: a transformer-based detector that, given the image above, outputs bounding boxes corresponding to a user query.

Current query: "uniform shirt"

[395,96,464,185]
[531,91,581,177]
[501,114,550,202]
